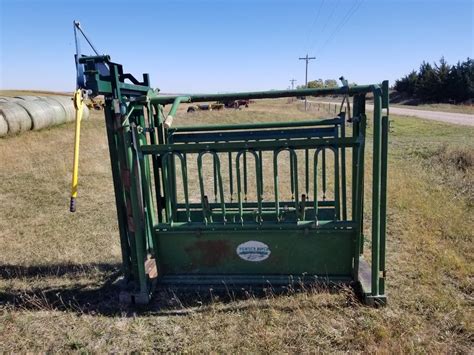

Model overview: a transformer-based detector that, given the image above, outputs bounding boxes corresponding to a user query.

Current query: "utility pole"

[299,54,316,110]
[289,78,297,90]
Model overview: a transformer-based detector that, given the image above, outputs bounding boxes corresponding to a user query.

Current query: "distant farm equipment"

[221,99,251,109]
[187,103,224,113]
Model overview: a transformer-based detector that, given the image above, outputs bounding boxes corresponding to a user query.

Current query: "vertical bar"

[213,154,218,203]
[273,150,280,220]
[334,147,340,220]
[379,114,389,294]
[243,151,248,201]
[340,116,347,220]
[103,103,131,279]
[153,104,164,223]
[351,95,361,279]
[228,151,233,202]
[258,150,263,200]
[322,149,327,200]
[351,96,360,222]
[371,89,382,296]
[358,97,367,255]
[305,149,309,196]
[313,149,319,222]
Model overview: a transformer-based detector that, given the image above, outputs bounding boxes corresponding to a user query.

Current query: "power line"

[289,79,297,90]
[316,0,364,56]
[303,0,326,52]
[307,0,341,53]
[298,54,316,111]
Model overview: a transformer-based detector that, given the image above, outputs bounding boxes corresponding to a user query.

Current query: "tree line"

[394,57,474,103]
[297,79,339,90]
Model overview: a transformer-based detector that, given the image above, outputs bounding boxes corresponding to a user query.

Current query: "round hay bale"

[82,104,90,120]
[50,95,90,121]
[0,113,8,137]
[0,103,32,134]
[0,97,22,103]
[14,95,41,101]
[37,97,68,125]
[15,100,56,130]
[49,96,75,122]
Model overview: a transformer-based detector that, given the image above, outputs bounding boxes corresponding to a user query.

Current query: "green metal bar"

[141,137,360,155]
[166,96,190,121]
[371,87,382,297]
[236,150,263,223]
[110,63,147,295]
[155,220,357,231]
[379,114,389,294]
[322,149,327,200]
[103,104,131,279]
[177,200,337,209]
[305,149,309,196]
[243,151,248,201]
[351,95,361,280]
[313,149,320,223]
[340,115,347,220]
[274,148,299,221]
[169,118,342,133]
[197,151,227,223]
[213,155,218,203]
[148,85,377,105]
[334,147,340,221]
[228,151,234,201]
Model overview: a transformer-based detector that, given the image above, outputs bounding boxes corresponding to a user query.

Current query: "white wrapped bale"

[0,97,22,103]
[15,100,56,130]
[14,95,41,101]
[37,97,67,125]
[0,103,32,134]
[50,96,90,121]
[49,96,75,122]
[0,113,8,137]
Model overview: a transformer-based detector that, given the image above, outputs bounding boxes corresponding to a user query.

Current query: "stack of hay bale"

[0,95,90,137]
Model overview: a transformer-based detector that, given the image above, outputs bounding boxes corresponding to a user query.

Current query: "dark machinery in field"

[70,22,389,306]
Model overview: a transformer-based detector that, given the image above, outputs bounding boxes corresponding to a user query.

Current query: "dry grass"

[0,99,473,352]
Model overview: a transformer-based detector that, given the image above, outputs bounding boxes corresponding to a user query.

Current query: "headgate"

[72,25,389,306]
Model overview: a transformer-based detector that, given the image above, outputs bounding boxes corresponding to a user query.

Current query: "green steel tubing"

[161,152,191,224]
[322,149,327,199]
[379,115,389,294]
[236,150,263,223]
[305,149,309,196]
[228,151,234,201]
[274,148,299,221]
[167,96,190,118]
[168,118,342,133]
[103,105,131,279]
[146,85,377,105]
[340,116,347,221]
[371,87,382,297]
[141,137,360,155]
[197,151,227,223]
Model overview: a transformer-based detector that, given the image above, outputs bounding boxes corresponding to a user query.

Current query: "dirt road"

[309,100,474,126]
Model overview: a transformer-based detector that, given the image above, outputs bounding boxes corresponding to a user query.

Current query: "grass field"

[0,98,472,352]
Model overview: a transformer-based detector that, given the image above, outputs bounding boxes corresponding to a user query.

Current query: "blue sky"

[0,0,472,93]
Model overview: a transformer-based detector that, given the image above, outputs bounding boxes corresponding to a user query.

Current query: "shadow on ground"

[0,263,359,317]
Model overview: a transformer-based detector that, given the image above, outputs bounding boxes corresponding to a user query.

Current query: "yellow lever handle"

[69,89,84,212]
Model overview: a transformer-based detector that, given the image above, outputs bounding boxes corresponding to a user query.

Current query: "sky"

[0,0,473,93]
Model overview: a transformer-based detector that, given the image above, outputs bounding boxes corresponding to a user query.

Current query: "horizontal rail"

[155,220,358,231]
[168,117,343,132]
[141,137,361,155]
[169,126,337,143]
[144,85,377,105]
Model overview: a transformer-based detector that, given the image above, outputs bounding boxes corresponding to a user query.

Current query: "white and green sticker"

[236,241,271,262]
